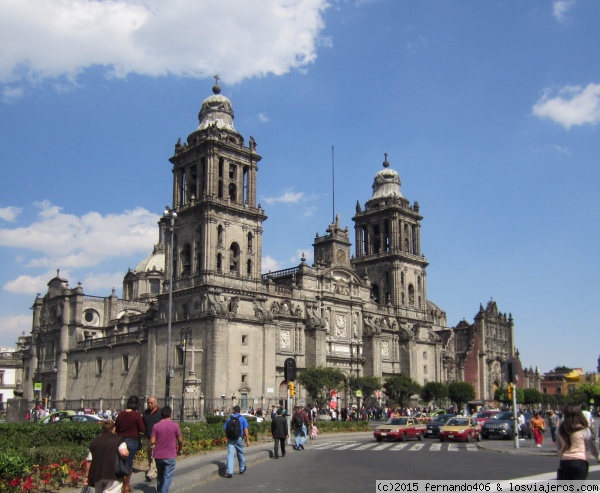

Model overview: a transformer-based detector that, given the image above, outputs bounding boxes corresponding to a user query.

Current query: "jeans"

[123,437,139,471]
[557,459,589,480]
[226,437,246,474]
[155,458,176,493]
[294,424,307,448]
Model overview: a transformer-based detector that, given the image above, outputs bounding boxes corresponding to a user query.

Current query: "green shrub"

[0,452,30,481]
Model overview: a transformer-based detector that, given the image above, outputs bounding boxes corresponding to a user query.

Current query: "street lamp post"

[164,206,177,408]
[179,327,192,423]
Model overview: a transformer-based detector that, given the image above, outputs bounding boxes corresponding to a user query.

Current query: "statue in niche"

[325,314,330,335]
[353,313,359,338]
[280,330,291,349]
[381,340,390,357]
[335,315,347,339]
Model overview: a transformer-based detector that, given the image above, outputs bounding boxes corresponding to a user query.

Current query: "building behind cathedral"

[15,82,535,416]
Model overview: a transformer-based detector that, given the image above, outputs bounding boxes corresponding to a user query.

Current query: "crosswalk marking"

[306,441,479,453]
[372,443,394,450]
[352,443,377,450]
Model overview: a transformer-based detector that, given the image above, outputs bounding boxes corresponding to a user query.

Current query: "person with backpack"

[223,405,250,478]
[292,405,310,450]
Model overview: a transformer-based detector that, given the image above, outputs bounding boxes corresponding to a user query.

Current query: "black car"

[481,411,532,440]
[425,414,455,437]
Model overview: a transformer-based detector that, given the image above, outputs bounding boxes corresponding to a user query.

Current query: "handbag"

[115,453,131,477]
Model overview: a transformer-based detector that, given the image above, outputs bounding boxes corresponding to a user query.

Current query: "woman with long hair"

[84,420,129,493]
[557,404,600,480]
[115,395,145,493]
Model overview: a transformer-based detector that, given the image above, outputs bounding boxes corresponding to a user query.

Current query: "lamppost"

[164,206,177,407]
[179,326,192,423]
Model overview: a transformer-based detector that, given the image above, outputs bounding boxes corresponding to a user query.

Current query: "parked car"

[439,417,481,442]
[240,413,264,423]
[39,410,76,424]
[51,414,103,424]
[481,411,532,440]
[373,417,426,442]
[472,410,501,425]
[425,414,455,437]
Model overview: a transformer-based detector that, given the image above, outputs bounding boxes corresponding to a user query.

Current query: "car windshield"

[386,418,408,425]
[492,412,513,420]
[447,418,470,426]
[433,415,453,423]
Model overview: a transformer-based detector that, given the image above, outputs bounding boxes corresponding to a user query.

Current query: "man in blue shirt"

[223,405,250,478]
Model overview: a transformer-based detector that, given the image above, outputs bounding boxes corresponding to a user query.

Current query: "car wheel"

[376,437,382,442]
[482,433,489,440]
[476,432,481,442]
[466,433,471,443]
[400,432,407,442]
[440,436,445,442]
[417,432,424,441]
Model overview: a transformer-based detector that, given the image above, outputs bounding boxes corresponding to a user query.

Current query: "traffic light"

[284,358,296,381]
[288,382,295,396]
[507,383,514,400]
[505,359,516,384]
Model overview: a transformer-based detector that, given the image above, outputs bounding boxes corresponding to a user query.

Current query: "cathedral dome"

[371,154,402,199]
[134,252,165,273]
[197,80,236,131]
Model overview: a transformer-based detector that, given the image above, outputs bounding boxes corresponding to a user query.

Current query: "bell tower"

[352,154,428,310]
[165,78,267,289]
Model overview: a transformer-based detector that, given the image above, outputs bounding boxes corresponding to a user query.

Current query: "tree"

[383,375,422,408]
[349,376,382,408]
[553,366,572,374]
[296,366,346,410]
[420,382,448,408]
[494,386,524,404]
[572,383,600,408]
[448,382,475,411]
[522,388,543,406]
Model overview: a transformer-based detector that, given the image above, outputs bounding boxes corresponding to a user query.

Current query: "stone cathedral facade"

[17,83,526,415]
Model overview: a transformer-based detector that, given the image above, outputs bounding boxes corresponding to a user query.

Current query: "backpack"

[226,415,241,439]
[295,413,304,428]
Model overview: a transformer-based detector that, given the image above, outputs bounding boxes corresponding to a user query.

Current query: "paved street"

[65,431,600,493]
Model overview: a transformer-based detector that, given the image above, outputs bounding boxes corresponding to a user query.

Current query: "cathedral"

[16,82,531,416]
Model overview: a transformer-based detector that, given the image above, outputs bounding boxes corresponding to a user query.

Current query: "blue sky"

[1,0,599,374]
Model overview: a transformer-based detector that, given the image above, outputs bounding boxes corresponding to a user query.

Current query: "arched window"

[247,232,253,252]
[371,284,380,304]
[217,225,224,246]
[229,242,240,273]
[216,253,223,272]
[182,243,191,276]
[408,284,415,306]
[247,259,252,277]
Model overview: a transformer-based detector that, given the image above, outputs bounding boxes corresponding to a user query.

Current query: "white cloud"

[262,255,282,273]
[0,314,31,347]
[551,144,572,156]
[0,201,158,269]
[0,0,330,97]
[3,273,54,295]
[532,83,600,129]
[81,272,128,294]
[0,206,22,222]
[257,113,270,123]
[552,0,575,22]
[263,190,307,205]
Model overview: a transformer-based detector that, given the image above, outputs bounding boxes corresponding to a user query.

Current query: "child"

[311,423,318,439]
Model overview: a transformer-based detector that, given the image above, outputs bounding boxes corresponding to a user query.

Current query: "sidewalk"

[65,432,368,493]
[477,438,558,456]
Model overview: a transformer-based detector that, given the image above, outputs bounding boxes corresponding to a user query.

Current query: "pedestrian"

[557,404,600,480]
[150,406,183,493]
[115,395,145,493]
[270,407,288,458]
[142,395,162,482]
[530,411,545,447]
[311,423,318,439]
[223,405,250,477]
[84,419,129,493]
[517,411,526,439]
[292,405,310,450]
[548,409,559,445]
